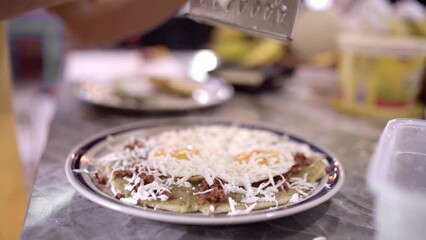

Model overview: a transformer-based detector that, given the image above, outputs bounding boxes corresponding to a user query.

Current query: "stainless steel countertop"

[21,67,385,240]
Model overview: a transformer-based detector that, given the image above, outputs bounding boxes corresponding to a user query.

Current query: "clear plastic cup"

[367,118,426,240]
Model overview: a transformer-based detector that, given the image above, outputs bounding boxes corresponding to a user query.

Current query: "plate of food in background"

[71,75,234,112]
[208,27,295,92]
[66,118,344,225]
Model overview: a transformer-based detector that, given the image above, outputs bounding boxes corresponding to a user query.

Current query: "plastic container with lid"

[334,33,426,119]
[367,118,426,240]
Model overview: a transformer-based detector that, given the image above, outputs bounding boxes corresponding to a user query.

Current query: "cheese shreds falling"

[94,125,328,215]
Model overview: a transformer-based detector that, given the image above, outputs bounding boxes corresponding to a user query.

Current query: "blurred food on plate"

[149,77,200,97]
[113,76,201,103]
[139,45,170,60]
[73,72,234,112]
[113,76,155,103]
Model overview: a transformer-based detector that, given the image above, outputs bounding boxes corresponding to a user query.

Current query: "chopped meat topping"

[196,195,207,205]
[113,170,133,179]
[272,173,288,182]
[124,139,144,150]
[282,173,289,180]
[212,179,223,188]
[133,165,140,174]
[252,174,289,189]
[95,172,108,185]
[198,178,227,203]
[294,153,310,166]
[281,183,289,191]
[199,179,210,192]
[290,164,302,174]
[325,166,331,174]
[132,183,141,192]
[138,172,154,184]
[207,187,227,203]
[199,178,223,191]
[162,190,175,200]
[270,174,290,192]
[115,193,125,199]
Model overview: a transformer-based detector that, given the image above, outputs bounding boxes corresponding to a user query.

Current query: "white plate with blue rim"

[71,76,234,113]
[65,118,344,225]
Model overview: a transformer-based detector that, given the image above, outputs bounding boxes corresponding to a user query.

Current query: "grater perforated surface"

[186,0,300,42]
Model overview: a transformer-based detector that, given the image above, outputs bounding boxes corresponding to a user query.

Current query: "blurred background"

[8,0,426,190]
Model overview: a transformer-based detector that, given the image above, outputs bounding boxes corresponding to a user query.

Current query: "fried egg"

[143,126,313,186]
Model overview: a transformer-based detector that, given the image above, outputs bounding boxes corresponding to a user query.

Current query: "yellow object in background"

[210,38,253,64]
[309,51,338,68]
[210,26,247,42]
[387,17,426,37]
[412,19,426,37]
[239,39,284,68]
[209,27,286,68]
[335,33,426,119]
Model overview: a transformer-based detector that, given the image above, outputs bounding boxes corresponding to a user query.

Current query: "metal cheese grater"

[186,0,301,42]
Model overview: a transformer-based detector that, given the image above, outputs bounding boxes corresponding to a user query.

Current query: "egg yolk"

[154,148,200,160]
[235,150,279,165]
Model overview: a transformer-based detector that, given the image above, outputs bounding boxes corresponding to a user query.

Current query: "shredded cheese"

[95,125,325,214]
